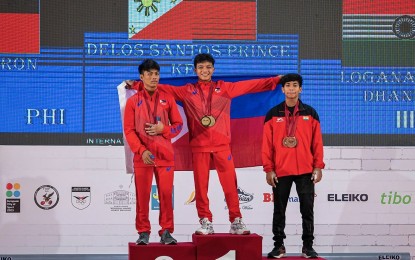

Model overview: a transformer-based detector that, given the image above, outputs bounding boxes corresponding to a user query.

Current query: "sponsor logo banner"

[6,182,21,213]
[380,191,412,205]
[225,186,254,210]
[34,185,59,210]
[71,186,91,210]
[151,185,174,210]
[328,193,369,202]
[104,185,135,212]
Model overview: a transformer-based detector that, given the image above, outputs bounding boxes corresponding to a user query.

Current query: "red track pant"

[134,166,174,235]
[192,150,242,223]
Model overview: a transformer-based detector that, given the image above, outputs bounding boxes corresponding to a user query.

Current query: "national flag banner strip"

[343,0,415,15]
[342,0,415,67]
[129,0,256,40]
[343,15,415,39]
[0,0,40,54]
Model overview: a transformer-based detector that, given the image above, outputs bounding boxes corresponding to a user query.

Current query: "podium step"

[128,242,196,260]
[192,233,262,260]
[261,257,326,260]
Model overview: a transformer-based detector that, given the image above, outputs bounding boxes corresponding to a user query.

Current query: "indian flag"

[342,0,415,67]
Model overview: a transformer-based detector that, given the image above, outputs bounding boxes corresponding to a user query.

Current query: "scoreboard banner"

[0,0,414,146]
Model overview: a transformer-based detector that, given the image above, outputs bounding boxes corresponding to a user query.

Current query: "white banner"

[2,161,415,228]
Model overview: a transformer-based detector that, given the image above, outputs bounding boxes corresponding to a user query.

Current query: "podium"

[192,233,262,260]
[128,242,196,260]
[128,233,263,260]
[262,255,326,260]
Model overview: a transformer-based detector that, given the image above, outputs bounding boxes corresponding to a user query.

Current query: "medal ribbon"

[196,82,214,116]
[284,101,299,137]
[143,90,160,124]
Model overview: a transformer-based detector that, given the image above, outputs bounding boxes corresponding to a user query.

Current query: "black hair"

[138,59,160,75]
[280,73,303,87]
[193,53,215,68]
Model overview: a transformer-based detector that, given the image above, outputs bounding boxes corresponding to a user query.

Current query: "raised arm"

[227,75,282,98]
[157,83,187,102]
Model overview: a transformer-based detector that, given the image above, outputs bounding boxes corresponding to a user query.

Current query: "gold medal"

[283,136,297,148]
[201,116,211,127]
[196,83,216,128]
[207,115,216,127]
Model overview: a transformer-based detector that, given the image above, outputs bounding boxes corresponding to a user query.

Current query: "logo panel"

[151,185,174,210]
[380,191,412,205]
[104,185,136,212]
[34,185,59,210]
[184,191,196,205]
[71,187,91,210]
[327,193,369,202]
[6,182,21,213]
[225,186,254,210]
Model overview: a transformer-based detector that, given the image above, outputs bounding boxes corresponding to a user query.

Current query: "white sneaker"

[195,218,214,235]
[229,217,250,235]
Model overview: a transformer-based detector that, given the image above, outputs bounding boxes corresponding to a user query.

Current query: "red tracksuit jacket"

[157,77,281,152]
[262,100,325,177]
[124,88,183,167]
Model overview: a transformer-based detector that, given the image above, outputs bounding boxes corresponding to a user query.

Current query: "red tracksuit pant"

[192,150,242,223]
[134,166,174,235]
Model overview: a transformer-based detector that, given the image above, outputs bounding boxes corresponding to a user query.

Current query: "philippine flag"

[118,75,284,172]
[0,0,40,54]
[128,0,256,40]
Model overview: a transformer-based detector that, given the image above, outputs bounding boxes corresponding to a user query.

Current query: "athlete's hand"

[124,80,136,89]
[266,171,278,188]
[142,150,155,165]
[311,168,322,184]
[145,120,164,136]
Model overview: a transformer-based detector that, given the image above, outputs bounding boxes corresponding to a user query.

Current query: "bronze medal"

[283,136,297,148]
[283,102,299,148]
[201,116,211,127]
[207,115,216,127]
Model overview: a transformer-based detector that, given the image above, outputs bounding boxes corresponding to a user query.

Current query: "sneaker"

[302,246,318,258]
[229,217,250,235]
[160,230,177,245]
[136,232,150,245]
[267,244,286,258]
[195,218,214,235]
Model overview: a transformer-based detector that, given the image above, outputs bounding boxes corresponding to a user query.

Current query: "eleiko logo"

[378,254,402,259]
[328,193,368,202]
